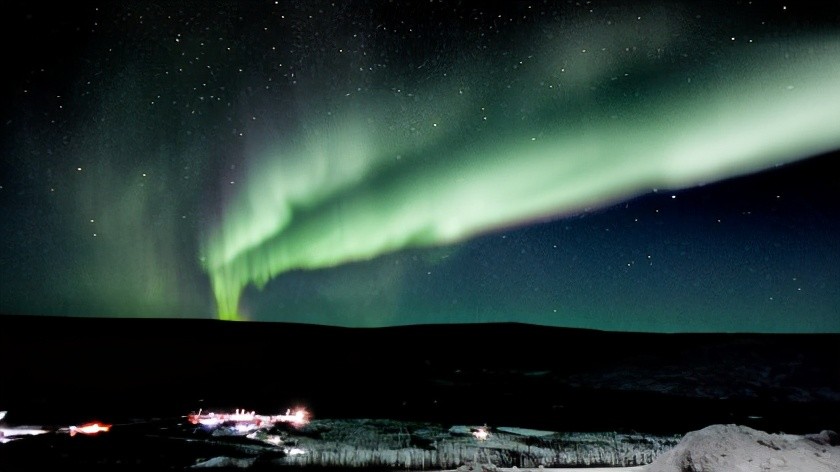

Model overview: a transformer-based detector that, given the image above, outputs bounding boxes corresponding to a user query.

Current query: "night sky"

[2,1,839,332]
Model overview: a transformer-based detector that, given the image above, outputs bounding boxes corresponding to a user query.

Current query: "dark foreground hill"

[1,314,838,434]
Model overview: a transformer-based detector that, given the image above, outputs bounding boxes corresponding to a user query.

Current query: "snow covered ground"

[2,416,838,470]
[499,468,644,472]
[645,424,840,472]
[427,425,840,472]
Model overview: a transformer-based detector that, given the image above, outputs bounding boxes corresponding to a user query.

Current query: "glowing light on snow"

[280,408,309,426]
[187,407,310,430]
[0,427,49,443]
[473,427,489,441]
[234,422,258,433]
[68,422,111,436]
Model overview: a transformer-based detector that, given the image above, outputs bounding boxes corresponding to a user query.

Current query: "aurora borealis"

[2,1,839,331]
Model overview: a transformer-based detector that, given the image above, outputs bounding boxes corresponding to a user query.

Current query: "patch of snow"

[191,456,256,468]
[449,425,482,435]
[495,427,556,437]
[646,424,840,472]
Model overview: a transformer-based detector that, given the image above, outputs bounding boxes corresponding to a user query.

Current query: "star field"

[1,1,838,332]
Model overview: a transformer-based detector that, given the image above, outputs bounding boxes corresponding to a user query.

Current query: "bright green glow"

[203,38,840,320]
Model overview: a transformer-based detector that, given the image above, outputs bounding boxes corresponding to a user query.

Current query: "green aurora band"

[203,37,840,321]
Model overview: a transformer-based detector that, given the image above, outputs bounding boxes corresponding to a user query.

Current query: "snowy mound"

[645,424,840,472]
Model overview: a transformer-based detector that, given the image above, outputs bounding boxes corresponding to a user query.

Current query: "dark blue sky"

[1,1,838,332]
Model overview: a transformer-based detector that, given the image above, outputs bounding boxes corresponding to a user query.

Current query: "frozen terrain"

[1,316,838,470]
[645,424,840,472]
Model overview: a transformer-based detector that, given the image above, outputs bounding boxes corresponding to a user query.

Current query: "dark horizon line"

[2,311,839,337]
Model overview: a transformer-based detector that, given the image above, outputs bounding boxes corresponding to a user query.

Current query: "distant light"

[69,422,111,436]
